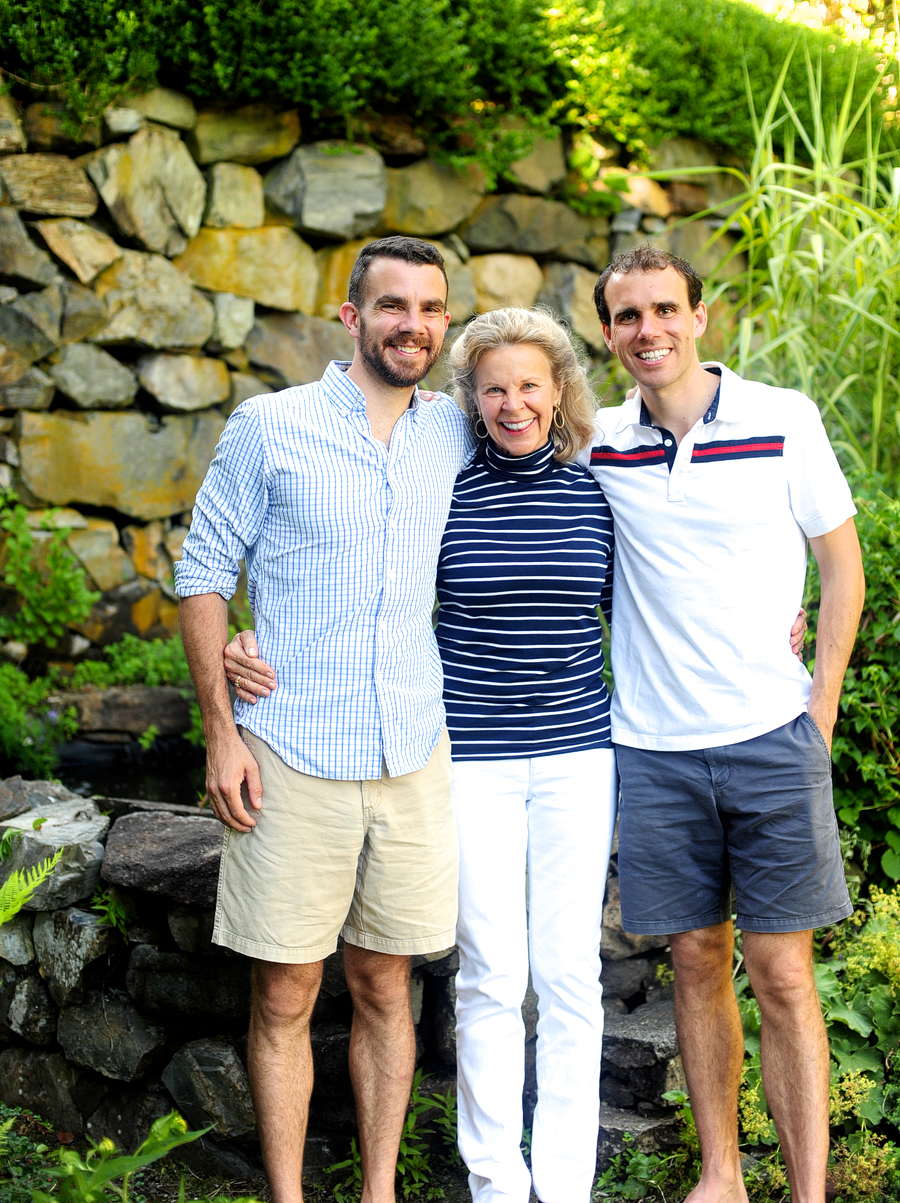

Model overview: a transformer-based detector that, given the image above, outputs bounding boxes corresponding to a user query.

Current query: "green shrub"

[0,663,77,777]
[0,0,889,170]
[0,492,99,651]
[68,631,191,690]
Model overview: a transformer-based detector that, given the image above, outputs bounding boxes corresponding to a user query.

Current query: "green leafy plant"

[0,1104,55,1203]
[0,663,78,777]
[90,886,135,942]
[137,723,159,751]
[30,1111,208,1203]
[0,492,99,651]
[0,849,63,927]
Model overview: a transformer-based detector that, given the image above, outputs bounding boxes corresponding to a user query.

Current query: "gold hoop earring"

[553,406,565,430]
[475,417,488,439]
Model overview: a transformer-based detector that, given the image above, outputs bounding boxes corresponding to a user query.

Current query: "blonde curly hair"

[448,308,596,463]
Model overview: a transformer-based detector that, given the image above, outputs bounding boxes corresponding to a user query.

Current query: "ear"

[339,301,361,338]
[693,301,708,340]
[602,323,615,355]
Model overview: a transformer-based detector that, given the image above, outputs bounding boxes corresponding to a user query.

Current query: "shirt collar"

[615,362,739,433]
[322,360,422,416]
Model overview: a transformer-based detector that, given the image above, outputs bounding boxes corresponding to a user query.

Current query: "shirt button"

[664,439,673,447]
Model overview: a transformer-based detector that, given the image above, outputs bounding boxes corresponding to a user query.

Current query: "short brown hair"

[347,237,448,307]
[593,243,703,325]
[448,308,597,463]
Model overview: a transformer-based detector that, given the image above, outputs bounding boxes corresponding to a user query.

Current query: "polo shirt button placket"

[667,436,695,504]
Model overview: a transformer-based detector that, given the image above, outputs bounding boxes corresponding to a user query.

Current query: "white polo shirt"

[585,362,856,751]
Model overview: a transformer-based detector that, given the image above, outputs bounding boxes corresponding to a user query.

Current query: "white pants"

[452,749,618,1203]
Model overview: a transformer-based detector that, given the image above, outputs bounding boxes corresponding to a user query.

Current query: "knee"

[748,954,817,1011]
[252,961,321,1029]
[669,924,734,983]
[345,955,411,1017]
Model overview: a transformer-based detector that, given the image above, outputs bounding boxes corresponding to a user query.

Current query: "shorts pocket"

[800,712,832,761]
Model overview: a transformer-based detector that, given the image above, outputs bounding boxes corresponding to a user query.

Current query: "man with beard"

[176,237,472,1203]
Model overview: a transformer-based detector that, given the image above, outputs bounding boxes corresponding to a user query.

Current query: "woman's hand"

[223,630,278,704]
[791,608,808,660]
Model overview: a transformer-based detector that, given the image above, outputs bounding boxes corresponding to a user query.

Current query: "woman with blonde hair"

[436,308,616,1203]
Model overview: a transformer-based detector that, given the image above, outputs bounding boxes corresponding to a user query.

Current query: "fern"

[0,849,63,926]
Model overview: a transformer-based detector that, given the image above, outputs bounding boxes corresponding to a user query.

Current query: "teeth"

[500,419,534,431]
[637,349,669,362]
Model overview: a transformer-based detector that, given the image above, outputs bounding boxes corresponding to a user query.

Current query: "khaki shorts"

[212,728,457,963]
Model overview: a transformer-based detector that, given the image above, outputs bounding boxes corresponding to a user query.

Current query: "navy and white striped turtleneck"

[435,438,614,761]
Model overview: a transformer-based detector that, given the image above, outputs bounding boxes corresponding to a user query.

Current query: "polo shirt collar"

[322,360,422,416]
[611,361,742,434]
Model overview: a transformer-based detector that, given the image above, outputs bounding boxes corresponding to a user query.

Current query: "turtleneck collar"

[482,438,557,480]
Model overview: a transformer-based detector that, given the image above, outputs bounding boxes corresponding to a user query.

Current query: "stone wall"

[0,87,744,661]
[0,775,685,1176]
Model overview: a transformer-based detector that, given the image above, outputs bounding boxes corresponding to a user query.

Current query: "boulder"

[601,876,670,960]
[508,127,567,195]
[7,975,58,1044]
[469,254,544,312]
[648,137,719,184]
[126,944,251,1023]
[162,1039,256,1137]
[51,686,192,738]
[246,312,354,386]
[186,106,301,166]
[264,141,387,240]
[382,159,487,235]
[48,343,137,409]
[310,1024,353,1097]
[459,195,609,267]
[225,371,272,416]
[23,103,101,153]
[0,209,59,289]
[137,353,231,412]
[34,218,123,285]
[92,251,215,348]
[0,154,98,218]
[66,519,138,590]
[61,280,107,342]
[122,88,197,131]
[103,107,145,137]
[358,112,426,156]
[17,409,226,521]
[314,238,378,319]
[0,1047,107,1136]
[32,907,120,1006]
[58,991,170,1081]
[602,1000,686,1106]
[103,811,224,906]
[601,957,652,1002]
[85,127,207,257]
[173,226,317,313]
[0,776,79,815]
[0,286,61,367]
[0,912,34,965]
[0,93,26,153]
[122,521,169,581]
[70,578,177,645]
[210,293,255,351]
[431,975,457,1066]
[86,1085,174,1153]
[593,170,672,219]
[596,1105,681,1167]
[0,799,109,910]
[168,905,215,954]
[0,366,55,410]
[203,162,264,229]
[536,262,605,349]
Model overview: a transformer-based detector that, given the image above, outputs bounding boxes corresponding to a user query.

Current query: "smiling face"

[347,258,450,389]
[601,266,708,398]
[475,342,561,457]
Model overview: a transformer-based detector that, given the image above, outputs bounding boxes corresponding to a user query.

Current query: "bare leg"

[247,959,324,1203]
[669,922,748,1203]
[344,944,416,1203]
[743,930,828,1203]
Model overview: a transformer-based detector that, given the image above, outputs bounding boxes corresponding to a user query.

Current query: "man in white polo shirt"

[589,244,865,1203]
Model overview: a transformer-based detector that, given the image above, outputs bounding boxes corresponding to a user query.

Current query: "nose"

[638,310,662,339]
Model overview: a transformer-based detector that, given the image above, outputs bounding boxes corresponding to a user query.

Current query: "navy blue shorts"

[615,713,852,935]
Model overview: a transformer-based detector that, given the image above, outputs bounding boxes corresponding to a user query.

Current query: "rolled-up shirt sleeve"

[174,400,268,599]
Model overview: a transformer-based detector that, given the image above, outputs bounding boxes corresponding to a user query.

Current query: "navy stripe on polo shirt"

[435,438,614,761]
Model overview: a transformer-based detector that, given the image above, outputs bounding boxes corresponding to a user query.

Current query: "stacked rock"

[0,86,744,658]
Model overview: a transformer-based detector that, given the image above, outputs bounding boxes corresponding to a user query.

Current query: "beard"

[358,318,441,388]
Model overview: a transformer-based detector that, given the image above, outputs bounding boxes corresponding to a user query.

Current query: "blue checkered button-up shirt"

[174,361,474,780]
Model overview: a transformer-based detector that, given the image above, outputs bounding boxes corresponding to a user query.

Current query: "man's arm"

[807,517,866,752]
[181,592,263,831]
